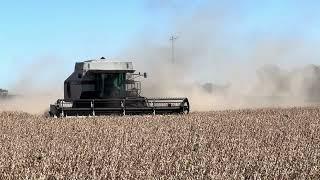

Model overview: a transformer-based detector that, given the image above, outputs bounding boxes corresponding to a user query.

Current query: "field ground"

[0,107,320,179]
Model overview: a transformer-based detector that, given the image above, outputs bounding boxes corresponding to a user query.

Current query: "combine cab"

[49,57,190,117]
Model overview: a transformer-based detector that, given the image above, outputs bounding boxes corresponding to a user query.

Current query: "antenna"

[169,35,178,64]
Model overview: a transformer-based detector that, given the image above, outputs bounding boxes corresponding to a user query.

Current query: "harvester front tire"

[48,111,54,118]
[181,99,190,114]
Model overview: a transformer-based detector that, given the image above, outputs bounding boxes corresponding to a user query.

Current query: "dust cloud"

[132,54,320,111]
[123,1,320,111]
[0,57,65,114]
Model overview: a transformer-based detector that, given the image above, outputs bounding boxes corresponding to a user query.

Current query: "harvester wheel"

[48,111,54,118]
[181,99,190,114]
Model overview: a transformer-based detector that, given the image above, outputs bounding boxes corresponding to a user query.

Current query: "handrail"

[58,97,187,102]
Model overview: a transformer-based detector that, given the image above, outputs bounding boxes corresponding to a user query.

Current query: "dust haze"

[123,1,320,111]
[0,57,64,114]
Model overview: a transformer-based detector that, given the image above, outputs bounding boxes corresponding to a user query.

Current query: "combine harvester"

[49,57,190,117]
[0,89,16,100]
[0,89,9,98]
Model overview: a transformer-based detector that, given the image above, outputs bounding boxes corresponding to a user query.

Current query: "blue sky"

[0,0,320,88]
[1,1,148,60]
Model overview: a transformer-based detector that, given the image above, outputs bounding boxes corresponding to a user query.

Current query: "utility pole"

[169,35,178,64]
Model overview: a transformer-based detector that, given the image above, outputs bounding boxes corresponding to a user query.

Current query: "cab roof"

[75,57,135,73]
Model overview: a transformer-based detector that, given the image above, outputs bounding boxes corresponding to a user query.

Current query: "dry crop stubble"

[0,107,320,179]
